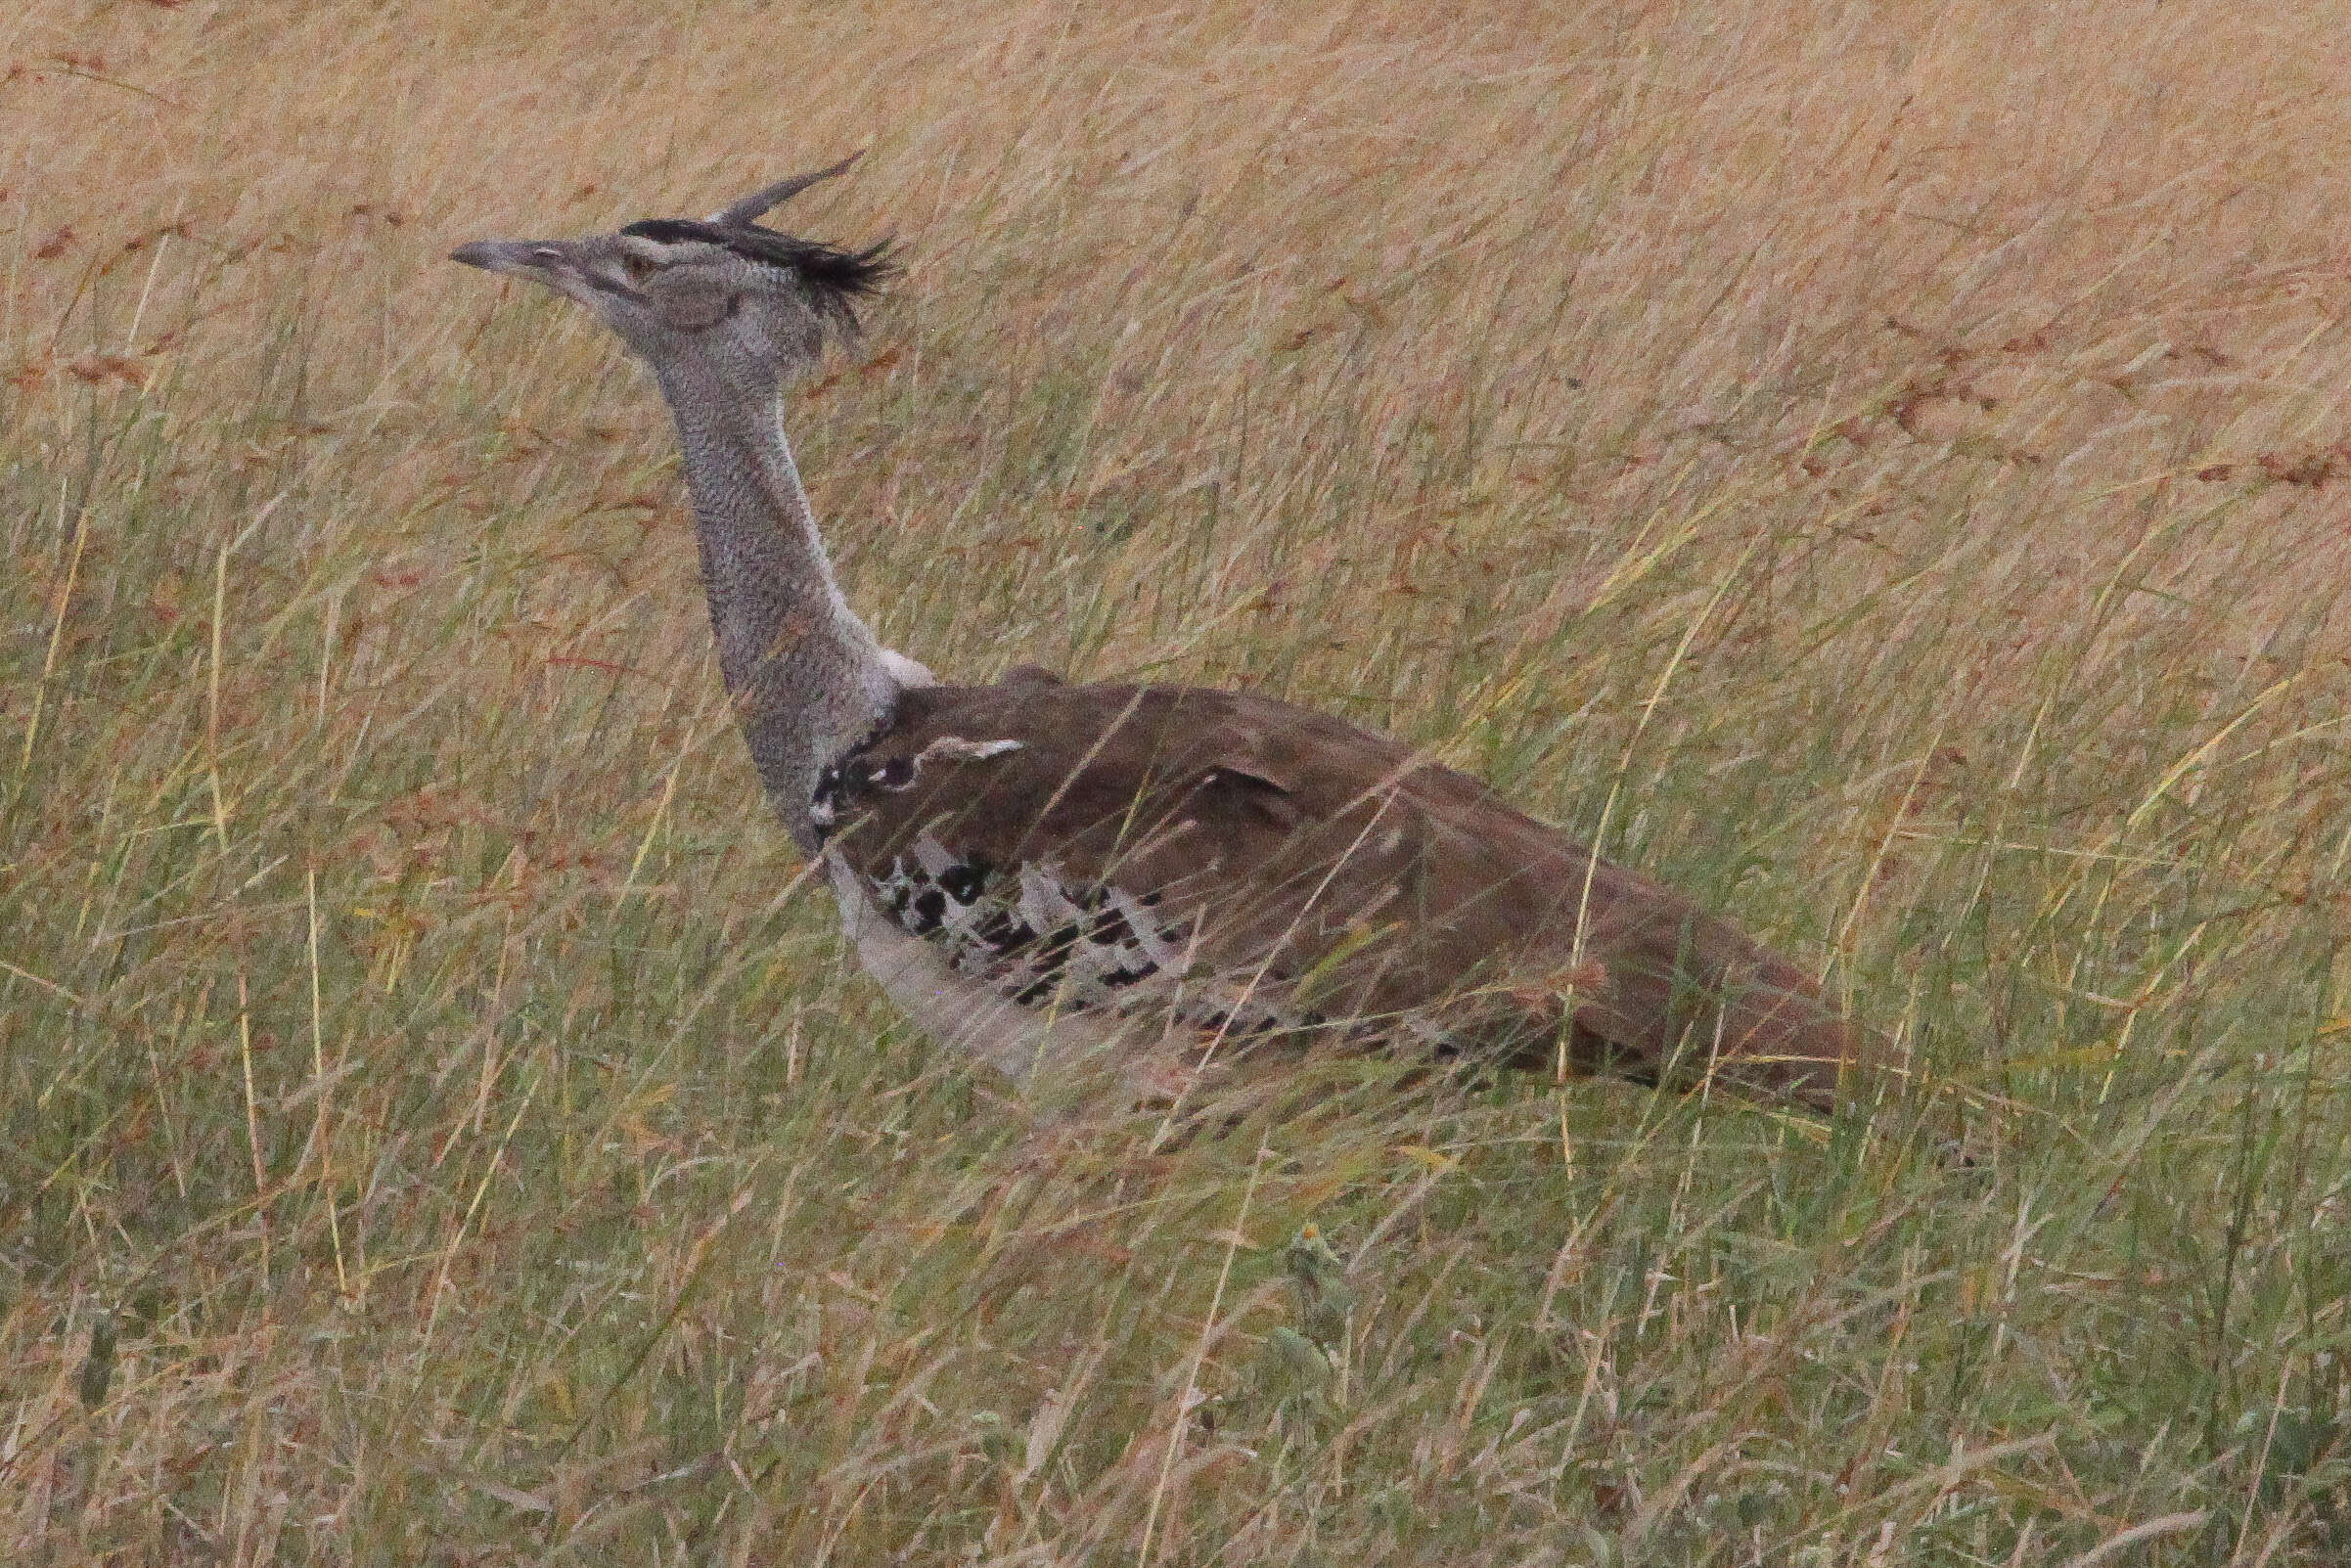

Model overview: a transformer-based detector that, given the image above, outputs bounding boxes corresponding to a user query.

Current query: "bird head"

[450,155,891,399]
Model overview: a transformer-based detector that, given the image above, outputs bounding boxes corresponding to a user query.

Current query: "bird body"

[451,159,1881,1115]
[814,676,1868,1106]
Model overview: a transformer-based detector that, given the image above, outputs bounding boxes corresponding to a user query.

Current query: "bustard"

[451,160,1886,1113]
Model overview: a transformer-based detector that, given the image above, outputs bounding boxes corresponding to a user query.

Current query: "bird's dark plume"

[620,217,896,328]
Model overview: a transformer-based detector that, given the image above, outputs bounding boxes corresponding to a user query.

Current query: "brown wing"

[814,681,1883,1111]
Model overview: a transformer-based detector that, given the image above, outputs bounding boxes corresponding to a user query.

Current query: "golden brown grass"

[5,0,2351,1561]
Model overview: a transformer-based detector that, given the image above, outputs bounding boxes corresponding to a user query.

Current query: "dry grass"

[5,0,2351,1561]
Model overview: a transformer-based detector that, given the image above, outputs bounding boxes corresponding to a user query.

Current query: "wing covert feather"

[817,681,1882,1110]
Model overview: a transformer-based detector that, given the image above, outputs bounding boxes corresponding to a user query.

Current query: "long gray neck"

[653,360,897,852]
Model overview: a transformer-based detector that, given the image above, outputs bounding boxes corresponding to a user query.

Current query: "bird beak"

[449,239,565,280]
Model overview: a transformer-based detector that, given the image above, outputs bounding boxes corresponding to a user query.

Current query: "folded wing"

[815,680,1882,1110]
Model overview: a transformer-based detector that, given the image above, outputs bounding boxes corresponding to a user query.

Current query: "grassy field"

[5,0,2350,1560]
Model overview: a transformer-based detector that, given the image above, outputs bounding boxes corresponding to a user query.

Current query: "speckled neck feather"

[651,357,896,852]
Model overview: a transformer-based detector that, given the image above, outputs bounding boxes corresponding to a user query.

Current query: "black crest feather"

[620,217,896,328]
